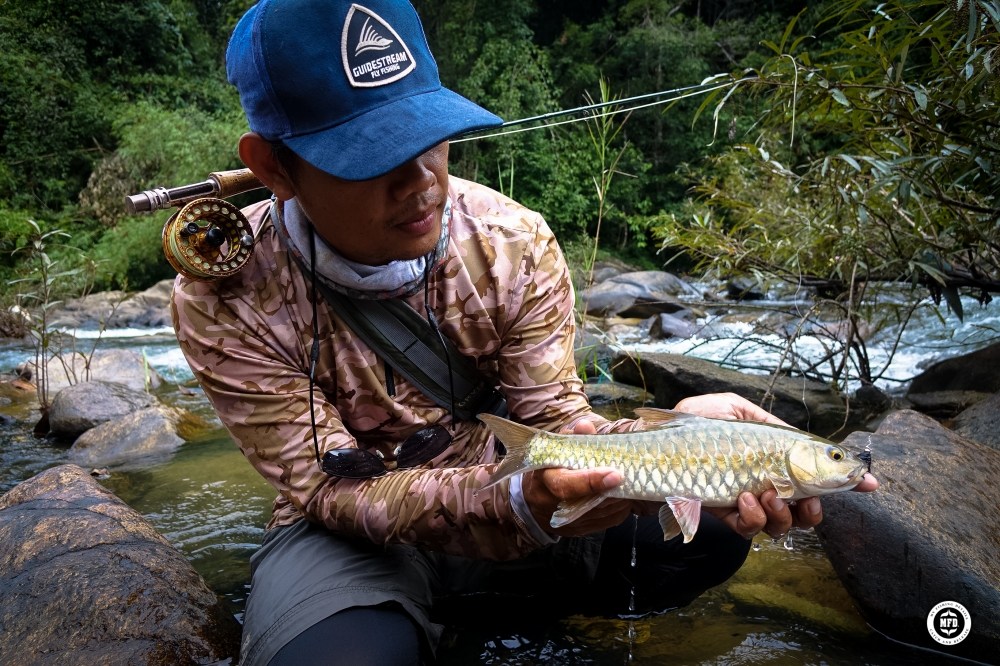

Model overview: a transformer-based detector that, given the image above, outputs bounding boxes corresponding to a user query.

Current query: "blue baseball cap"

[227,0,503,181]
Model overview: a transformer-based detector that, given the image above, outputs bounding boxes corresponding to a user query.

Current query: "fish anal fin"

[550,494,607,528]
[665,496,703,543]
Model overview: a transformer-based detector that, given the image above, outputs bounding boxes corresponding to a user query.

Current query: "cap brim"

[284,87,502,181]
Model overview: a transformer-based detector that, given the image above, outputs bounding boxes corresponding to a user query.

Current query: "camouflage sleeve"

[493,211,637,437]
[171,223,543,561]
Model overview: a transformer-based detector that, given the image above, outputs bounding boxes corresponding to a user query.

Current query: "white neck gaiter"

[274,197,451,300]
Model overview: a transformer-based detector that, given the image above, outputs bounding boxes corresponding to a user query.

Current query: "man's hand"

[520,419,632,537]
[673,392,787,425]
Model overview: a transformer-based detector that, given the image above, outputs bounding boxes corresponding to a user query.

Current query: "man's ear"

[238,132,296,201]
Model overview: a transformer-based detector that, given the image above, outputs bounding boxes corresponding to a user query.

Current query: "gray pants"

[239,520,602,666]
[240,513,750,665]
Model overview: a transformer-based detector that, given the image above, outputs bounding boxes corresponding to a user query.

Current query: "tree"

[654,0,1000,387]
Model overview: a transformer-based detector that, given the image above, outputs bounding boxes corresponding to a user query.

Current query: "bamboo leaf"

[942,286,964,321]
[830,88,851,107]
[839,154,862,171]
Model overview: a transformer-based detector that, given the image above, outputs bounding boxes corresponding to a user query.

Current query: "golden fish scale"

[526,422,800,507]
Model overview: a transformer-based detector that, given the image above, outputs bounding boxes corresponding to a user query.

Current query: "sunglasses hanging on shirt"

[321,424,453,479]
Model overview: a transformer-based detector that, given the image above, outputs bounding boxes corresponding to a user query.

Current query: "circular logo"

[926,601,972,646]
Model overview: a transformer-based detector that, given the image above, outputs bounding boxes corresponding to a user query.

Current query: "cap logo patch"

[341,4,416,88]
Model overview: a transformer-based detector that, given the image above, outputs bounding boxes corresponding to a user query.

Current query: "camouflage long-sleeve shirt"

[172,176,632,560]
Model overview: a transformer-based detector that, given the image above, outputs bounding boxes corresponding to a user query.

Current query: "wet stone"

[0,464,241,665]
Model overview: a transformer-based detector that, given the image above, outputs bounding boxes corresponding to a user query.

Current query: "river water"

[0,293,996,664]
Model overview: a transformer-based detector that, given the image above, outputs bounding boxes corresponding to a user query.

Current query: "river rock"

[48,380,156,438]
[611,351,865,437]
[903,389,992,419]
[0,464,241,665]
[907,341,1000,396]
[18,347,163,393]
[647,312,696,340]
[68,406,185,470]
[45,279,174,330]
[725,278,766,301]
[814,410,1000,661]
[578,270,701,317]
[952,391,1000,452]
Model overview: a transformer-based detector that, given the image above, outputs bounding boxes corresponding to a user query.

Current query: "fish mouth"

[844,463,869,488]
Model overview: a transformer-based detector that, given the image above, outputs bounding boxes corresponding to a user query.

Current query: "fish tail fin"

[477,413,541,489]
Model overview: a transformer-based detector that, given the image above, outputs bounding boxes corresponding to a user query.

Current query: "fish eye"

[826,446,845,461]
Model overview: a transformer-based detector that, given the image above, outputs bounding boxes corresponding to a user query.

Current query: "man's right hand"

[521,467,633,537]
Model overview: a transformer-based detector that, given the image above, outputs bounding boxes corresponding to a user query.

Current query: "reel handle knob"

[204,226,227,248]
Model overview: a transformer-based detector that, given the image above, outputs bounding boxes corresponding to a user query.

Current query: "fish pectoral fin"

[764,469,797,499]
[550,494,607,529]
[657,504,682,542]
[664,496,702,543]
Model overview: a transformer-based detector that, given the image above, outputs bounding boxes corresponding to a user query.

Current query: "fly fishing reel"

[126,168,266,281]
[161,198,254,281]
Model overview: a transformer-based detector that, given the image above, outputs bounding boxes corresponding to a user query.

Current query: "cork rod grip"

[208,169,264,199]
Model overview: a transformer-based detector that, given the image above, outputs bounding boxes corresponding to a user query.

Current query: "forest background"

[1,0,998,352]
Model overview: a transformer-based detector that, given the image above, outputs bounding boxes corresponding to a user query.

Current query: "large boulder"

[48,380,156,438]
[611,351,865,437]
[0,464,241,665]
[578,271,701,317]
[952,391,1000,452]
[68,406,185,470]
[18,348,163,394]
[907,341,1000,396]
[44,279,174,330]
[814,410,1000,661]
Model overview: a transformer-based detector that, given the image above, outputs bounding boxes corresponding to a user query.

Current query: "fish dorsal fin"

[634,407,705,428]
[664,496,703,543]
[550,495,607,528]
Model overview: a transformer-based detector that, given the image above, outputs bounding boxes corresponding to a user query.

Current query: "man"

[172,1,879,664]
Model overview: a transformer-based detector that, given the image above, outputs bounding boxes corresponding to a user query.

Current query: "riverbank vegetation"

[2,2,997,341]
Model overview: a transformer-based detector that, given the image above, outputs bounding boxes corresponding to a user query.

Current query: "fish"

[479,408,870,543]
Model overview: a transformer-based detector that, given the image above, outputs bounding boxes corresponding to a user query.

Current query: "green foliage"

[11,0,987,317]
[651,0,1000,386]
[662,0,999,306]
[0,209,39,277]
[0,0,224,212]
[90,217,177,291]
[7,220,81,410]
[73,100,243,290]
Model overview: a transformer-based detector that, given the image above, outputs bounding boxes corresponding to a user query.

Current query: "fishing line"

[452,76,753,143]
[864,622,991,666]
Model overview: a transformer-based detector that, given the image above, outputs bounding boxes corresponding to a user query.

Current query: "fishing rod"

[453,76,745,143]
[127,77,742,213]
[127,76,743,280]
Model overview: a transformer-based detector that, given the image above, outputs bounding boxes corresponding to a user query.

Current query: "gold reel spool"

[162,197,256,281]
